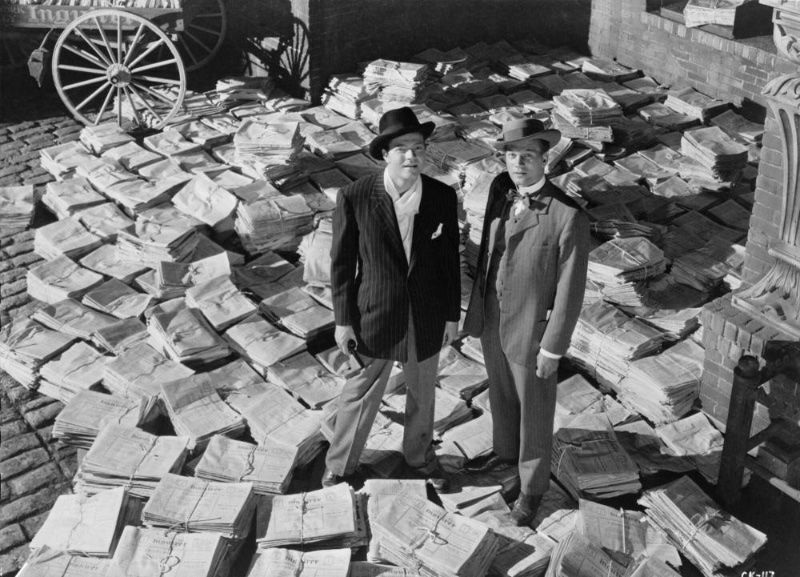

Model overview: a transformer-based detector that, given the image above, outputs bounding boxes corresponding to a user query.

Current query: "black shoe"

[464,453,515,474]
[412,464,451,493]
[321,466,347,488]
[510,492,542,526]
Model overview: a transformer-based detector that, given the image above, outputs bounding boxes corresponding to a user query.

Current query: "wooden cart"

[1,1,226,129]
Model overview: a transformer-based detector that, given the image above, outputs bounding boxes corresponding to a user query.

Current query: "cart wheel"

[178,0,227,71]
[51,8,187,130]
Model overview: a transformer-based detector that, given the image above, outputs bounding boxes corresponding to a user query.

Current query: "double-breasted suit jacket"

[464,173,590,366]
[331,173,461,362]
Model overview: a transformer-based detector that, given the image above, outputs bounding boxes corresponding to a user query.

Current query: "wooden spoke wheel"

[51,8,186,130]
[177,0,226,71]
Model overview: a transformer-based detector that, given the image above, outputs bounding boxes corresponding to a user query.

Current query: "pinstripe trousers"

[481,283,558,496]
[325,314,439,476]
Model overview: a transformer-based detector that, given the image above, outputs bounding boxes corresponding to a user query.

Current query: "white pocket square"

[431,223,443,239]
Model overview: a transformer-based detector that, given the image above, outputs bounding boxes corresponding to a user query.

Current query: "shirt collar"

[516,176,546,196]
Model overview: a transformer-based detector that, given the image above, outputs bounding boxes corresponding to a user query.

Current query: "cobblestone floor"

[0,70,85,576]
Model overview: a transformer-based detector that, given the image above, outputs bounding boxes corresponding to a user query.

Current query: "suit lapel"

[408,183,433,273]
[370,175,406,262]
[508,191,554,239]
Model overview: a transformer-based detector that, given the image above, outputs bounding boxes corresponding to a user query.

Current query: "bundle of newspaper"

[497,55,554,81]
[616,339,704,424]
[109,526,236,577]
[260,288,335,341]
[683,0,743,28]
[551,413,641,500]
[655,412,725,484]
[138,252,230,300]
[364,59,434,103]
[81,278,152,319]
[102,173,191,216]
[682,125,748,177]
[551,113,614,143]
[33,217,105,261]
[215,75,275,104]
[224,314,306,371]
[116,220,198,267]
[235,194,315,253]
[426,139,493,175]
[195,434,298,494]
[383,386,473,439]
[588,236,666,286]
[613,419,694,476]
[42,178,105,219]
[416,46,469,74]
[323,74,372,119]
[435,346,490,400]
[161,373,246,450]
[79,122,135,154]
[637,306,702,341]
[102,140,162,172]
[671,237,740,291]
[258,483,366,548]
[710,108,764,143]
[360,479,428,563]
[38,342,108,403]
[638,475,767,577]
[103,341,193,409]
[234,119,303,166]
[567,301,666,391]
[182,274,257,331]
[30,486,137,557]
[371,489,499,577]
[142,474,255,539]
[79,245,149,285]
[551,89,623,126]
[0,318,77,389]
[664,87,728,122]
[40,141,95,179]
[75,425,190,497]
[172,173,239,228]
[247,548,351,577]
[53,390,157,448]
[267,351,344,408]
[93,317,150,355]
[32,299,117,341]
[581,58,641,82]
[226,381,325,467]
[350,561,424,577]
[16,546,111,577]
[543,531,628,577]
[77,202,135,241]
[147,299,231,365]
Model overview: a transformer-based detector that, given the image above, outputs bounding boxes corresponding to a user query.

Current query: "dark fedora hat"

[494,118,561,150]
[368,107,435,159]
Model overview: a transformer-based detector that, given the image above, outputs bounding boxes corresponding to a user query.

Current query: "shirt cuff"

[539,348,562,360]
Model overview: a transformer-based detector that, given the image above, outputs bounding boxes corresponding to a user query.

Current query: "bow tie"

[506,189,546,211]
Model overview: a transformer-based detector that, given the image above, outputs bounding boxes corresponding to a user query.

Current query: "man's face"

[383,132,426,181]
[505,140,547,188]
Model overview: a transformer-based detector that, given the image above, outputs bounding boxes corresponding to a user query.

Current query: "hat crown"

[378,106,424,135]
[501,118,547,141]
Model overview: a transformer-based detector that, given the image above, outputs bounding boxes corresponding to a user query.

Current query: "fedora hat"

[494,118,561,150]
[369,107,435,159]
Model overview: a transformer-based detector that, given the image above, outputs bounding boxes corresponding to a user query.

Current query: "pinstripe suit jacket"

[331,172,460,362]
[464,173,590,368]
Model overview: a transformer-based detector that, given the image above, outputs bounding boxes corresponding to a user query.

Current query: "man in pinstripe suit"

[464,118,590,525]
[323,107,461,491]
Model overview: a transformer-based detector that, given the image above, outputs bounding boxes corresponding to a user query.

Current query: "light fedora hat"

[493,118,561,150]
[369,106,435,159]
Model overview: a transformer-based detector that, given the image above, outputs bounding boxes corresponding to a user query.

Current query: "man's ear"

[382,148,389,161]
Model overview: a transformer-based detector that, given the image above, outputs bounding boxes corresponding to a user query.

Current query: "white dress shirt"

[384,169,422,263]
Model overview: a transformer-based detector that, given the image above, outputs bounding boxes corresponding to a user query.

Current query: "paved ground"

[0,70,85,576]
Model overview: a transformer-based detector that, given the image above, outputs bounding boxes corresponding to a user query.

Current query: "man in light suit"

[464,118,590,524]
[323,107,460,491]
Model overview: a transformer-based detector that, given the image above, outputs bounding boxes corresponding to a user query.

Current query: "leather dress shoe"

[464,453,515,474]
[321,466,348,488]
[510,492,543,526]
[412,464,451,493]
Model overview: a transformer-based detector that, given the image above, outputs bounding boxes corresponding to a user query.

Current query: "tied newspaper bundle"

[80,244,150,285]
[147,298,231,366]
[359,479,428,563]
[0,185,35,231]
[142,473,256,539]
[42,177,105,219]
[364,59,435,104]
[32,299,118,343]
[321,74,370,119]
[38,342,109,403]
[0,318,77,389]
[247,548,351,577]
[586,236,667,307]
[26,255,104,305]
[235,194,315,254]
[258,483,368,548]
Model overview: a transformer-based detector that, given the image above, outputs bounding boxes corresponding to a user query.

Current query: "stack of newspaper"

[32,298,118,341]
[426,139,493,175]
[372,489,499,577]
[184,275,258,331]
[551,413,641,500]
[664,87,728,122]
[34,217,104,261]
[195,434,299,494]
[40,141,95,179]
[683,0,743,28]
[215,75,275,103]
[172,173,239,228]
[103,341,193,409]
[104,174,191,216]
[142,474,255,539]
[226,381,325,467]
[436,346,490,400]
[616,339,705,424]
[77,202,135,241]
[0,318,76,389]
[360,479,428,562]
[552,89,623,126]
[614,420,694,476]
[544,531,628,577]
[79,244,150,284]
[138,252,231,300]
[234,120,304,177]
[306,129,363,159]
[323,74,370,119]
[53,390,155,448]
[147,299,231,365]
[224,315,306,371]
[268,351,345,408]
[82,278,153,319]
[116,220,198,267]
[258,483,366,548]
[383,387,473,439]
[587,237,667,306]
[109,526,236,577]
[79,122,135,154]
[671,238,739,291]
[235,194,315,254]
[101,140,162,172]
[92,317,150,354]
[30,487,137,557]
[42,178,105,218]
[75,425,190,497]
[247,548,351,577]
[260,287,335,340]
[16,546,111,577]
[173,119,230,148]
[681,126,748,181]
[656,412,726,484]
[710,108,764,143]
[161,373,247,450]
[364,59,434,103]
[638,476,767,577]
[38,341,108,402]
[143,128,203,157]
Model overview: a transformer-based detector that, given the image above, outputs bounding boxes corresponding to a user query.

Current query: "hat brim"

[369,121,436,160]
[493,129,562,150]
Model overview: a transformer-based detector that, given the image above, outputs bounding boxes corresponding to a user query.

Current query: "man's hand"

[442,321,459,348]
[536,352,559,379]
[335,325,357,355]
